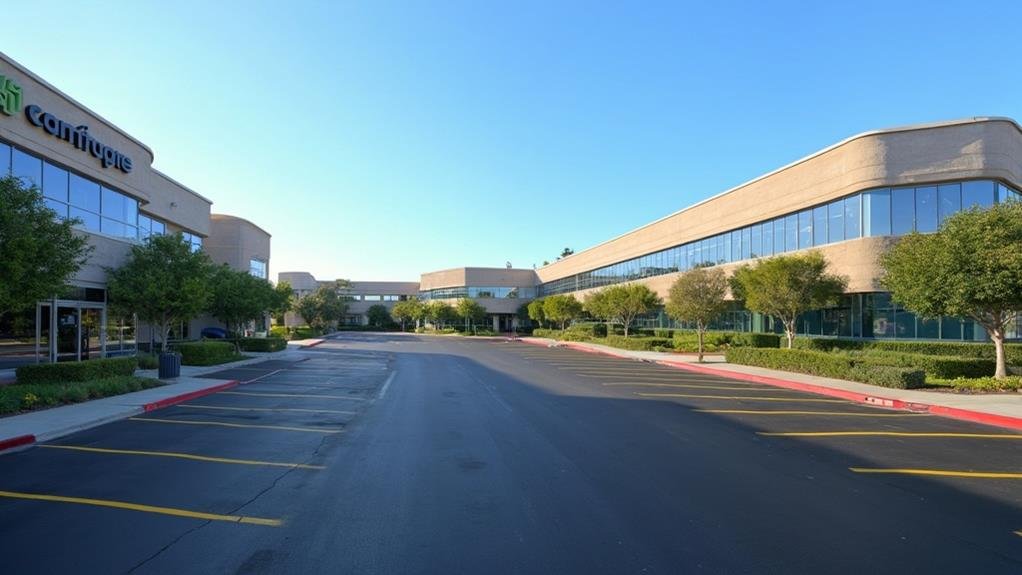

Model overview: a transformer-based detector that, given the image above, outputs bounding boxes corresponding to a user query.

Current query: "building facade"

[277,272,419,327]
[0,52,271,367]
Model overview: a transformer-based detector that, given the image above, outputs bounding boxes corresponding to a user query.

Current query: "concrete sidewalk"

[522,337,1022,430]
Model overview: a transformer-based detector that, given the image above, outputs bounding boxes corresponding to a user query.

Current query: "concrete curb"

[0,434,35,453]
[521,338,1022,431]
[142,380,240,412]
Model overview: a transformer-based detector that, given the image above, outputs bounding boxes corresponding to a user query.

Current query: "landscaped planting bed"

[0,376,161,416]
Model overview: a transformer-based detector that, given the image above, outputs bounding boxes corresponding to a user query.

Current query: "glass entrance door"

[56,306,79,362]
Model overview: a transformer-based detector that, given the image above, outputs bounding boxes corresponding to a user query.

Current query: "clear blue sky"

[5,1,1022,281]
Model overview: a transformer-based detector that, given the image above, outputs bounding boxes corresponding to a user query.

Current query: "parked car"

[200,327,229,339]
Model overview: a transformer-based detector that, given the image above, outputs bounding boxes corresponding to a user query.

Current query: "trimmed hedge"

[237,337,287,352]
[16,356,138,385]
[731,333,782,348]
[793,338,1022,365]
[849,350,997,379]
[602,335,673,351]
[0,376,160,415]
[929,376,1022,393]
[725,347,926,389]
[177,341,243,366]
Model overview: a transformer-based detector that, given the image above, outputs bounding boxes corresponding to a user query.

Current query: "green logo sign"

[0,75,22,116]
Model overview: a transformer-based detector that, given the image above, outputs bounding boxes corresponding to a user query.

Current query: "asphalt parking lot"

[0,346,393,573]
[498,342,1022,532]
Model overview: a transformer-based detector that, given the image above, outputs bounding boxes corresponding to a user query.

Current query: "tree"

[559,247,574,259]
[0,175,92,314]
[424,300,456,329]
[106,233,214,352]
[526,299,546,328]
[366,304,392,328]
[881,202,1022,379]
[543,294,583,330]
[730,251,848,349]
[391,299,423,331]
[456,299,488,332]
[584,284,662,336]
[207,265,277,337]
[665,267,729,362]
[294,282,349,332]
[269,281,294,325]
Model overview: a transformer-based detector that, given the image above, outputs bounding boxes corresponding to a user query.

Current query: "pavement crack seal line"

[694,409,929,417]
[635,392,848,403]
[37,444,325,470]
[128,417,344,434]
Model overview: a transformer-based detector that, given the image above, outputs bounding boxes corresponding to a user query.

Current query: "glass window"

[70,207,100,231]
[761,220,772,257]
[731,230,741,261]
[914,186,938,233]
[997,183,1013,204]
[891,187,914,235]
[0,142,10,174]
[69,173,101,213]
[44,197,67,218]
[750,224,762,258]
[773,218,786,253]
[798,210,812,249]
[42,162,68,202]
[937,183,961,225]
[813,206,828,246]
[962,180,993,209]
[828,200,844,243]
[101,218,127,238]
[12,148,41,188]
[250,259,268,279]
[741,227,751,260]
[844,195,861,239]
[723,233,732,264]
[863,189,890,236]
[102,187,137,224]
[785,214,798,251]
[152,219,165,235]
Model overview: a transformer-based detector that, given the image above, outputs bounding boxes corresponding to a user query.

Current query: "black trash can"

[158,352,181,379]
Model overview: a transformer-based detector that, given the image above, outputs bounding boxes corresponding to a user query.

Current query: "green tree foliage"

[584,284,662,336]
[526,299,546,328]
[106,234,214,352]
[665,267,729,362]
[390,299,423,331]
[0,175,91,313]
[424,300,456,329]
[456,298,488,331]
[366,304,393,328]
[295,282,349,331]
[207,265,278,337]
[269,281,294,324]
[730,251,848,349]
[881,202,1022,379]
[543,294,583,330]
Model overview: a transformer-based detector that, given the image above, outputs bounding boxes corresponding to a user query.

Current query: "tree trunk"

[697,322,705,363]
[784,319,795,349]
[993,328,1007,379]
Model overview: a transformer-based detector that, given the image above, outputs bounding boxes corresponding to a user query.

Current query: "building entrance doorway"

[36,300,107,363]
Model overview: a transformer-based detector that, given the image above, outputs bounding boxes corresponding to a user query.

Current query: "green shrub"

[793,338,1022,365]
[565,323,606,338]
[532,328,561,339]
[0,376,161,415]
[731,333,782,348]
[136,353,160,370]
[176,341,243,366]
[237,337,287,352]
[270,326,289,338]
[725,347,926,389]
[928,376,1022,392]
[850,350,996,379]
[602,335,673,351]
[16,356,138,385]
[653,328,674,338]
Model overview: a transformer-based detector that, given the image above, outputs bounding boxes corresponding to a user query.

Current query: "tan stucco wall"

[204,214,271,274]
[419,267,539,291]
[536,118,1022,286]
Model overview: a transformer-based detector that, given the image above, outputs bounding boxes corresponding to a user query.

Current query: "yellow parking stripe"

[577,374,724,381]
[179,404,357,415]
[850,468,1022,479]
[636,393,846,403]
[38,445,324,469]
[0,490,282,526]
[129,417,344,434]
[220,391,365,401]
[603,382,788,391]
[759,431,1022,439]
[695,409,926,417]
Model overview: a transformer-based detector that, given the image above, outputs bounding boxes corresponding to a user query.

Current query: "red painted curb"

[0,434,36,453]
[142,380,240,412]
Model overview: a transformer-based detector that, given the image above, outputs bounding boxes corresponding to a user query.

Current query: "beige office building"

[0,51,271,366]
